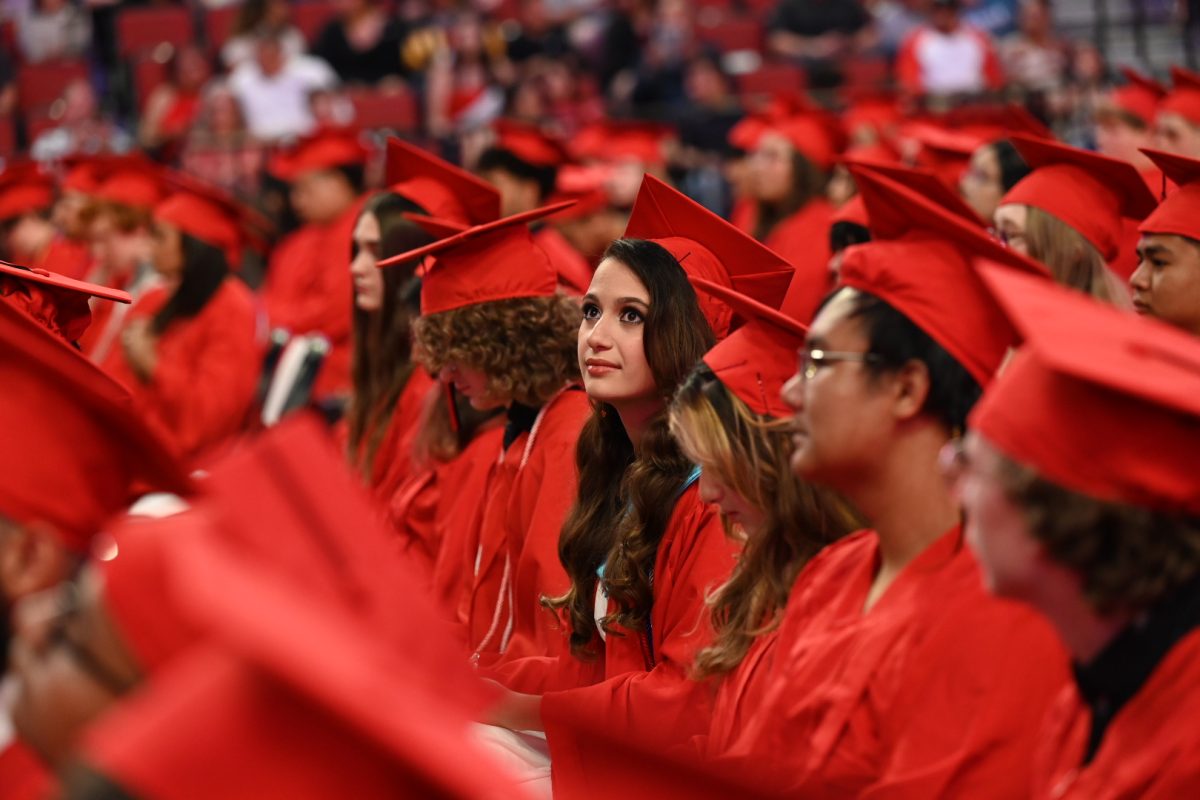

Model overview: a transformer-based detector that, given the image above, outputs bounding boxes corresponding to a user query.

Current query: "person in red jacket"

[261,128,369,404]
[379,201,588,665]
[101,180,265,466]
[714,165,1069,797]
[950,265,1200,799]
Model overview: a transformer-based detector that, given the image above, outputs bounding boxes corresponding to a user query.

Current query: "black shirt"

[768,0,872,37]
[1073,574,1200,764]
[503,402,541,450]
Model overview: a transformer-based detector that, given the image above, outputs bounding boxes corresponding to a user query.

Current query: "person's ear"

[890,358,932,422]
[0,521,74,602]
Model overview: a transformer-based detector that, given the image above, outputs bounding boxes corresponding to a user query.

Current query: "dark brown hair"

[543,238,716,658]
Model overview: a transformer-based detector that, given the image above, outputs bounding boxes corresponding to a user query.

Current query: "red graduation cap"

[0,302,189,552]
[623,175,797,339]
[93,165,166,211]
[1160,65,1200,126]
[1107,67,1167,127]
[571,120,675,166]
[905,122,985,187]
[691,276,808,418]
[153,174,267,268]
[385,137,500,225]
[843,156,985,226]
[0,259,130,342]
[378,202,571,315]
[268,128,370,182]
[833,193,868,228]
[762,114,841,169]
[841,164,1048,387]
[1001,134,1158,261]
[491,119,572,168]
[1138,147,1200,240]
[971,263,1200,513]
[0,162,55,220]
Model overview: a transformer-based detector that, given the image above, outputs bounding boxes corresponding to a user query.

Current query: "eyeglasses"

[799,348,882,381]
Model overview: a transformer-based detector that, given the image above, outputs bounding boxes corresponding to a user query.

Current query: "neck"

[1023,572,1131,663]
[614,399,662,452]
[851,430,960,572]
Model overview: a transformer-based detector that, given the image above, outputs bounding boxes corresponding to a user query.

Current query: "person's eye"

[1152,258,1169,269]
[581,302,600,320]
[619,307,644,324]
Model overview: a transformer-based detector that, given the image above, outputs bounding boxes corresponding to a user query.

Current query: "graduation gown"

[36,236,92,281]
[0,740,50,800]
[1032,629,1200,798]
[358,366,438,502]
[763,198,834,284]
[533,226,594,296]
[260,198,364,400]
[462,388,591,662]
[720,526,1070,798]
[101,278,264,465]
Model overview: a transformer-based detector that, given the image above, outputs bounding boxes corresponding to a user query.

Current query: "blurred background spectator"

[312,0,407,85]
[16,0,90,64]
[227,26,338,141]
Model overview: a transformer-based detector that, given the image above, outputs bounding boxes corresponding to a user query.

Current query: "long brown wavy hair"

[543,238,716,659]
[669,366,864,678]
[346,191,432,480]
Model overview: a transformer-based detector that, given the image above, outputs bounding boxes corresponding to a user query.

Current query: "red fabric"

[1109,67,1166,127]
[1161,66,1200,127]
[1032,629,1200,799]
[463,389,590,661]
[1140,148,1200,240]
[261,197,364,400]
[531,484,737,799]
[0,739,52,800]
[158,93,200,141]
[763,198,835,302]
[359,366,438,500]
[386,137,501,225]
[36,237,92,281]
[101,279,263,466]
[719,527,1069,798]
[729,197,756,235]
[534,225,594,296]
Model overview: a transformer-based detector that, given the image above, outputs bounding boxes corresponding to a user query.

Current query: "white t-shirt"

[228,55,338,142]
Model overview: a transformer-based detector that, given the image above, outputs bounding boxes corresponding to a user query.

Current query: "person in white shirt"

[896,0,1004,97]
[227,26,339,142]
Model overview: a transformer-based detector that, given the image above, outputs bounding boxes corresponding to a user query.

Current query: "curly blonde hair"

[412,294,581,408]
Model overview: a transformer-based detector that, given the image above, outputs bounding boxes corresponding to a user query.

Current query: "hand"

[481,680,544,733]
[121,319,159,381]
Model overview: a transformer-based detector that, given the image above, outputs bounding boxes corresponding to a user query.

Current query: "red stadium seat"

[292,1,338,44]
[737,62,807,99]
[0,115,15,159]
[116,6,195,59]
[16,60,89,114]
[842,57,893,91]
[697,17,764,54]
[348,88,419,133]
[205,5,240,54]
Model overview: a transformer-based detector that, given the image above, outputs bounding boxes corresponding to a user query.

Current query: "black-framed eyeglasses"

[799,348,883,381]
[46,581,140,696]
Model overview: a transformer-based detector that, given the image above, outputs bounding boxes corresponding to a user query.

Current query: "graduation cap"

[842,156,985,226]
[92,164,166,211]
[154,174,270,269]
[761,114,841,169]
[623,175,796,339]
[0,259,131,343]
[1159,65,1200,126]
[268,128,370,182]
[1138,147,1200,240]
[0,302,190,551]
[491,119,572,168]
[385,137,500,225]
[571,120,676,166]
[1001,134,1158,261]
[971,263,1200,513]
[841,164,1048,387]
[377,202,572,315]
[1105,66,1167,127]
[691,276,808,418]
[0,162,55,220]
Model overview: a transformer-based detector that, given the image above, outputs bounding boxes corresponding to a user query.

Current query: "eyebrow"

[616,296,649,307]
[1137,244,1167,258]
[803,335,827,349]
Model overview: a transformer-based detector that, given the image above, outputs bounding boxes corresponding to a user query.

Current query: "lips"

[1132,299,1152,315]
[585,357,619,376]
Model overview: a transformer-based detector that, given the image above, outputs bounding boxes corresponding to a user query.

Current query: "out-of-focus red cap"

[1160,65,1200,126]
[1139,147,1200,240]
[841,164,1048,386]
[833,193,869,227]
[268,128,369,182]
[0,302,189,551]
[844,156,985,226]
[491,119,572,168]
[0,162,55,220]
[623,175,797,338]
[385,137,500,225]
[760,114,841,169]
[379,203,571,315]
[0,259,130,342]
[972,263,1200,513]
[1105,67,1166,127]
[154,175,268,268]
[1001,134,1158,261]
[93,165,166,211]
[691,276,808,418]
[572,120,675,166]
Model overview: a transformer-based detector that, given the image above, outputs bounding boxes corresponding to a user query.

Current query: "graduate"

[261,128,369,403]
[100,178,265,465]
[0,301,188,800]
[952,265,1200,799]
[716,166,1070,797]
[1130,147,1200,338]
[0,164,90,281]
[378,202,589,663]
[667,276,862,758]
[477,120,595,294]
[994,135,1157,291]
[1094,67,1165,177]
[1155,66,1200,158]
[483,176,795,798]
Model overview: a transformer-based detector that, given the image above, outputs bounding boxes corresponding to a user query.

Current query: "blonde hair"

[669,366,863,678]
[1024,206,1131,307]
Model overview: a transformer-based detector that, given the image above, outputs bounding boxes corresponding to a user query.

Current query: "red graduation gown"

[720,526,1070,798]
[1032,629,1200,799]
[528,485,736,799]
[0,739,51,800]
[463,388,591,661]
[534,226,594,296]
[260,198,364,400]
[101,279,264,465]
[763,198,834,284]
[360,366,438,502]
[36,236,92,281]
